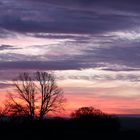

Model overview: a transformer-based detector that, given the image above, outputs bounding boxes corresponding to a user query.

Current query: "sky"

[0,0,140,116]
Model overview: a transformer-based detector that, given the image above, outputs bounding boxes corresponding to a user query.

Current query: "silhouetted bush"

[71,107,120,132]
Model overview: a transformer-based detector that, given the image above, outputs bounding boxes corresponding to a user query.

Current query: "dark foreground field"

[0,116,140,140]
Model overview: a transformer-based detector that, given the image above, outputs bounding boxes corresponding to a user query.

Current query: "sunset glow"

[0,0,140,117]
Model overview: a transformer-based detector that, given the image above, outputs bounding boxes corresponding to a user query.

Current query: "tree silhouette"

[6,73,36,119]
[36,72,65,120]
[71,106,105,118]
[6,71,65,119]
[71,106,120,131]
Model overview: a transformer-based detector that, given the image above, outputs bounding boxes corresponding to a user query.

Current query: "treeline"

[0,106,120,132]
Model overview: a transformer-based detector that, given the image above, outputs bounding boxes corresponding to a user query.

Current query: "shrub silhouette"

[71,106,104,118]
[71,106,120,132]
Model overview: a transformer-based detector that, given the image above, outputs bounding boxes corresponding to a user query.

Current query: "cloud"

[0,36,139,71]
[61,73,140,82]
[0,0,140,35]
[82,45,140,69]
[0,0,139,81]
[0,28,16,38]
[0,45,18,51]
[0,61,85,70]
[0,82,13,89]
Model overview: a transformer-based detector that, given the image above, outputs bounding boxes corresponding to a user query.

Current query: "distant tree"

[71,106,106,130]
[71,106,105,118]
[5,72,65,120]
[71,106,120,131]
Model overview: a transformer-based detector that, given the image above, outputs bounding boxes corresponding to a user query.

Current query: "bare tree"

[36,72,65,120]
[6,71,65,120]
[7,73,36,119]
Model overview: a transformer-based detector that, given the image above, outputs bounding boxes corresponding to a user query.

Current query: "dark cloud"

[0,0,139,74]
[0,53,34,61]
[28,0,140,9]
[94,46,140,68]
[0,0,140,34]
[0,45,17,51]
[0,60,90,70]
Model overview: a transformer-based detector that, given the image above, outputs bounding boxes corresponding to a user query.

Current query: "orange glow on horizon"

[0,88,140,117]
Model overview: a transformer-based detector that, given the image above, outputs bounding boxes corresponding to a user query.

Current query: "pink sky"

[0,0,140,116]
